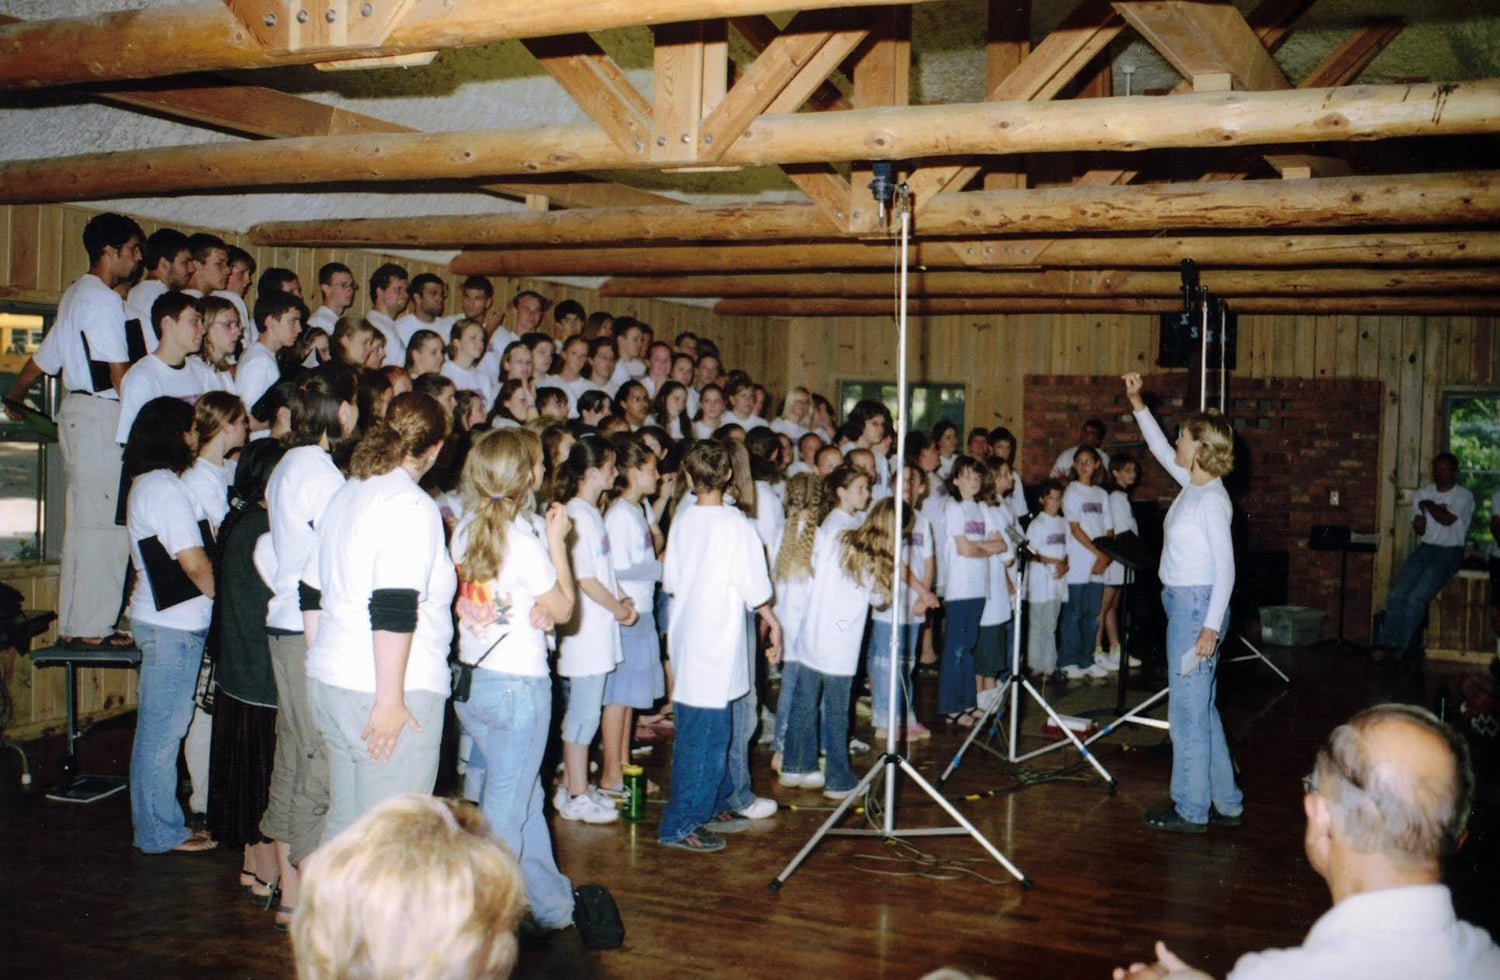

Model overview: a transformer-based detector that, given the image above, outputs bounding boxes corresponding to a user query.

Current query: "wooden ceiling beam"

[1297,18,1405,89]
[252,171,1500,248]
[450,231,1500,276]
[6,80,1491,205]
[0,0,935,90]
[1115,1,1291,92]
[729,16,850,111]
[601,267,1500,298]
[713,295,1500,317]
[94,77,678,211]
[521,35,653,155]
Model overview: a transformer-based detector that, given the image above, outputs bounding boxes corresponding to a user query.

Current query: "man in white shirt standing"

[6,212,142,648]
[1051,418,1111,479]
[365,263,409,368]
[1113,703,1498,980]
[125,227,193,360]
[308,262,355,333]
[395,273,461,347]
[116,291,206,443]
[239,292,306,437]
[1373,452,1475,662]
[182,233,230,300]
[217,245,257,340]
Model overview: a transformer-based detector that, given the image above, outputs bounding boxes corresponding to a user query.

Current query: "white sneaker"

[557,791,619,824]
[1062,665,1089,680]
[778,770,825,789]
[738,796,778,819]
[848,737,870,755]
[823,786,855,801]
[976,688,1000,710]
[1084,663,1111,679]
[1125,654,1143,668]
[588,787,619,809]
[1094,652,1120,672]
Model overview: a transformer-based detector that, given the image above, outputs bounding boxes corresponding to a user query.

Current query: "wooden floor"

[2,644,1496,979]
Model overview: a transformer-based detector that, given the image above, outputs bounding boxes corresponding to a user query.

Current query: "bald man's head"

[1308,703,1473,866]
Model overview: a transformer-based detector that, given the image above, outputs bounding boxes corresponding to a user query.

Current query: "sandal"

[173,830,218,853]
[273,904,295,933]
[67,632,135,651]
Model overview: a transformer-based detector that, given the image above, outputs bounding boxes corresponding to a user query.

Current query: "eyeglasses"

[1301,773,1317,796]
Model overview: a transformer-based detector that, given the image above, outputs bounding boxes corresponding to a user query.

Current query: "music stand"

[1310,524,1377,649]
[1089,532,1159,721]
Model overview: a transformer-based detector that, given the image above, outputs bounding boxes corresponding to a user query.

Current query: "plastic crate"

[1258,605,1325,647]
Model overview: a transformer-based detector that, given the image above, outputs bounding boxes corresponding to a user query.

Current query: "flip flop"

[173,831,218,853]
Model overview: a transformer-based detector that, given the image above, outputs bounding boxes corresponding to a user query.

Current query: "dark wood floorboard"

[3,645,1496,979]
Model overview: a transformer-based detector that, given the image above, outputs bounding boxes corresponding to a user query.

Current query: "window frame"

[1440,386,1500,554]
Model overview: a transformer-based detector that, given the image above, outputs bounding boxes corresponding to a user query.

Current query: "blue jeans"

[772,660,803,754]
[455,671,574,929]
[783,667,856,792]
[1377,543,1464,655]
[725,612,758,812]
[939,598,983,715]
[130,622,208,853]
[869,619,918,728]
[659,702,734,844]
[1163,586,1242,823]
[1060,582,1103,669]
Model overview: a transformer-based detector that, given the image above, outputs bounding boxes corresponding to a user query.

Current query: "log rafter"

[4,81,1494,205]
[712,295,1500,316]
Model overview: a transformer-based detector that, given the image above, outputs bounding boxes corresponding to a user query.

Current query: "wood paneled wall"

[782,312,1500,608]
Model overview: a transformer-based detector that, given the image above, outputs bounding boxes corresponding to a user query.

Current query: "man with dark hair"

[183,232,230,298]
[366,263,409,368]
[509,290,548,336]
[240,292,307,438]
[6,212,142,648]
[310,261,355,333]
[218,245,258,338]
[675,331,699,357]
[1373,453,1475,662]
[570,389,612,435]
[125,227,193,357]
[1114,703,1497,980]
[257,266,302,301]
[115,291,206,443]
[396,273,459,346]
[1051,417,1111,478]
[553,298,585,336]
[459,276,512,376]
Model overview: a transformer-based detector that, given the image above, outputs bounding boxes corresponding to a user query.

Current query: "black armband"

[297,582,322,612]
[369,588,420,633]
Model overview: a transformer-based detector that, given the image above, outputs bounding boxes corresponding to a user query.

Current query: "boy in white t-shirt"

[1025,480,1071,680]
[116,292,206,443]
[239,292,306,437]
[659,440,781,853]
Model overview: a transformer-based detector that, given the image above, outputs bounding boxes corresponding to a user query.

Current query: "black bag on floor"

[573,883,624,950]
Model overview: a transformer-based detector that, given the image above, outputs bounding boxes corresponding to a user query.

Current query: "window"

[838,380,965,437]
[0,303,62,561]
[1444,390,1500,552]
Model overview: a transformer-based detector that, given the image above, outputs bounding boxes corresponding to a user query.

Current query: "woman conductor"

[1123,373,1244,833]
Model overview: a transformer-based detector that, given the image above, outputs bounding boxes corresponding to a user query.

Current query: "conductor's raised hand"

[1122,373,1146,410]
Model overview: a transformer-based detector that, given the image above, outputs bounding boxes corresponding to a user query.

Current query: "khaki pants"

[260,632,329,865]
[56,392,128,639]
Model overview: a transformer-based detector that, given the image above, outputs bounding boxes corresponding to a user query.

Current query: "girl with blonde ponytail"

[450,426,578,931]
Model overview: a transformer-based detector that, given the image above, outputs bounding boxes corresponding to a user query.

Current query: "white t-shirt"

[1412,482,1476,548]
[1063,482,1112,585]
[551,375,597,418]
[557,497,623,677]
[752,480,785,556]
[723,411,768,431]
[943,498,989,601]
[452,514,555,678]
[124,279,166,354]
[771,418,809,442]
[795,532,877,676]
[395,312,461,348]
[364,310,405,368]
[235,342,281,415]
[922,477,950,594]
[874,511,935,625]
[33,274,127,400]
[441,358,498,410]
[604,498,660,615]
[692,418,725,440]
[308,305,339,333]
[814,508,864,572]
[981,503,1016,626]
[1026,512,1070,603]
[115,354,203,443]
[127,469,213,631]
[305,468,456,697]
[185,356,236,396]
[264,445,346,632]
[664,503,773,708]
[1105,490,1138,586]
[180,457,232,531]
[609,358,646,392]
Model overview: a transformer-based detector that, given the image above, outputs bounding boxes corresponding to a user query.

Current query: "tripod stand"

[936,531,1117,791]
[770,181,1030,893]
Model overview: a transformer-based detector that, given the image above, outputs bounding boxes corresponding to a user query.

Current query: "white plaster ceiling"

[2,0,1496,272]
